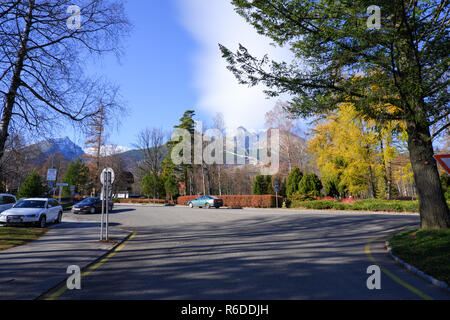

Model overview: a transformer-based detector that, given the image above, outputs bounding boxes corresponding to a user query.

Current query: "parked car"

[0,194,17,213]
[0,198,63,228]
[72,197,114,214]
[187,196,223,209]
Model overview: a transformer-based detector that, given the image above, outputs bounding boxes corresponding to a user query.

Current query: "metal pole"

[58,185,63,203]
[106,172,111,241]
[276,191,278,208]
[100,174,105,241]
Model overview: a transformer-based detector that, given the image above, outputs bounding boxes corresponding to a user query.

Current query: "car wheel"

[55,212,62,224]
[39,216,46,228]
[189,203,193,208]
[90,207,96,214]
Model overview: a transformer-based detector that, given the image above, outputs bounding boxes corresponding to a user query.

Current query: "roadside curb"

[385,240,449,293]
[35,229,133,300]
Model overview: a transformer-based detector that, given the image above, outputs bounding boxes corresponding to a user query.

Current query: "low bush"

[289,191,318,202]
[291,198,424,212]
[317,196,337,201]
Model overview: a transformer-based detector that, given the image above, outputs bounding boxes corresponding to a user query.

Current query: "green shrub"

[298,174,323,196]
[252,175,267,195]
[290,199,421,212]
[286,168,303,199]
[17,171,45,199]
[323,176,340,198]
[290,191,317,202]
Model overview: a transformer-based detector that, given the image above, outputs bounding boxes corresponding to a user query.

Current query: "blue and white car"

[0,198,63,228]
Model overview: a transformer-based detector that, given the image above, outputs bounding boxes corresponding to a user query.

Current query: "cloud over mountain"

[175,0,293,131]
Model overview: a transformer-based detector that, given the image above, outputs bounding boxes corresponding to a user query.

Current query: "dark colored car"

[72,197,113,214]
[187,196,223,209]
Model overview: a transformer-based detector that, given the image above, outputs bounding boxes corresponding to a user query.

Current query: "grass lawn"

[290,199,450,213]
[0,227,48,251]
[389,229,450,285]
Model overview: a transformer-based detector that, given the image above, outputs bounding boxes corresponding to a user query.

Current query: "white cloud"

[176,0,293,131]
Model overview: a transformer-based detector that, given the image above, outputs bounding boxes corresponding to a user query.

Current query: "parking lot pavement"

[57,205,449,300]
[0,220,130,300]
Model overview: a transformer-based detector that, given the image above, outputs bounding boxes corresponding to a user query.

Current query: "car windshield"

[79,198,97,205]
[14,200,46,208]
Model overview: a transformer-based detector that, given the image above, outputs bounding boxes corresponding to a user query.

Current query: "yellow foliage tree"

[309,103,407,198]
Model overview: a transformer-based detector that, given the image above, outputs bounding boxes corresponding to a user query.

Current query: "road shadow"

[68,208,136,216]
[58,213,432,300]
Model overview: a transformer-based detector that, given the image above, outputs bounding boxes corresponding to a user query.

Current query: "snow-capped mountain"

[28,137,85,162]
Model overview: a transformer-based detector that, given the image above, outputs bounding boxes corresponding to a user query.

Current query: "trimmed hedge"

[177,195,283,208]
[116,198,168,204]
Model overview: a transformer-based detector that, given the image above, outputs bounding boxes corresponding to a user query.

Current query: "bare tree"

[0,0,129,171]
[265,102,307,174]
[213,113,226,196]
[84,103,108,181]
[134,127,166,175]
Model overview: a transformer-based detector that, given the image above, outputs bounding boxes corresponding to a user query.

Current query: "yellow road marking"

[44,231,136,300]
[365,230,433,300]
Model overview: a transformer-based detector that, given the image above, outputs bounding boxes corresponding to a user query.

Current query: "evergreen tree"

[63,158,89,196]
[17,171,45,199]
[252,175,267,195]
[171,110,196,195]
[141,172,160,199]
[298,174,323,197]
[286,168,303,198]
[164,173,179,201]
[323,176,340,198]
[266,175,275,195]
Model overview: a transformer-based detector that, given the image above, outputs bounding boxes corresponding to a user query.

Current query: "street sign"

[100,168,115,242]
[100,168,115,185]
[56,183,69,187]
[434,155,450,175]
[55,183,68,203]
[100,187,113,201]
[274,180,279,208]
[47,169,57,181]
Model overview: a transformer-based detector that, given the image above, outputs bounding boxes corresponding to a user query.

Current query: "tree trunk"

[0,0,34,165]
[218,166,222,196]
[406,120,449,229]
[380,141,390,199]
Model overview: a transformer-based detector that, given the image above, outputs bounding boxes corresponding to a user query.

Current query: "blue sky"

[66,0,295,151]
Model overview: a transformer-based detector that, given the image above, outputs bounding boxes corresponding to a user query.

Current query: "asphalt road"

[56,205,449,300]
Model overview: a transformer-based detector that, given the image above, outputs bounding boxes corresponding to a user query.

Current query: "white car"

[0,198,63,228]
[0,194,17,213]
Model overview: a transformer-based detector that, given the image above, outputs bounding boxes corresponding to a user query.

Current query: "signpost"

[47,169,57,181]
[434,155,450,175]
[47,169,57,192]
[56,183,68,203]
[274,180,279,208]
[100,168,115,241]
